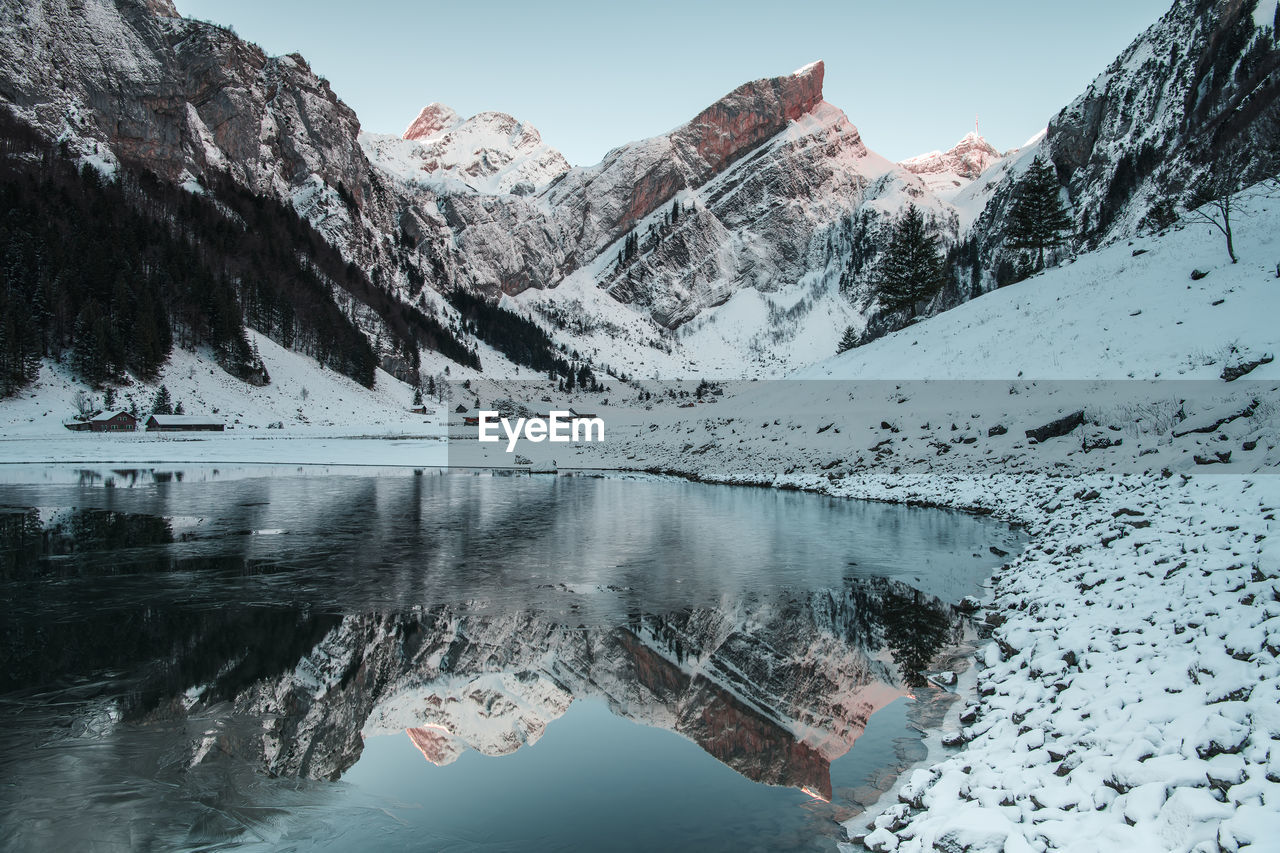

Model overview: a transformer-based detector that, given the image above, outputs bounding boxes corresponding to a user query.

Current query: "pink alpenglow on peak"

[899,131,1006,204]
[403,103,462,141]
[673,59,826,180]
[900,132,1003,182]
[366,106,570,195]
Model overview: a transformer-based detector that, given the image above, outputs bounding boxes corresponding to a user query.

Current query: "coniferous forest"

[0,109,478,397]
[446,288,571,378]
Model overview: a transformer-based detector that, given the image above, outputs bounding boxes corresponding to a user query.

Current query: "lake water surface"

[0,468,1024,851]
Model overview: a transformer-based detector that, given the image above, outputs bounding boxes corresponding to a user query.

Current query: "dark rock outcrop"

[1025,410,1086,442]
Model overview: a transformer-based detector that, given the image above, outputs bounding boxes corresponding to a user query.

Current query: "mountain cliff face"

[970,0,1280,268]
[846,0,1280,353]
[1046,0,1280,241]
[418,64,967,343]
[0,0,992,381]
[542,61,826,247]
[0,0,470,383]
[0,0,366,218]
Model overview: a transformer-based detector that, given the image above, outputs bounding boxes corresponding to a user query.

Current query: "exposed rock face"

[586,100,924,328]
[0,1,962,365]
[0,0,450,370]
[364,60,941,335]
[681,60,826,177]
[539,61,829,251]
[0,1,362,204]
[13,0,1269,375]
[402,101,461,141]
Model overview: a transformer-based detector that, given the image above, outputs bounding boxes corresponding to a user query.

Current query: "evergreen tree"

[880,588,953,687]
[837,325,859,354]
[151,384,173,415]
[1005,156,1072,269]
[875,204,945,315]
[670,200,680,224]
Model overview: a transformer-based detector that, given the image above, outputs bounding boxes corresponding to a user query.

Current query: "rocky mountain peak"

[901,132,1002,181]
[366,107,569,195]
[671,60,826,179]
[403,102,462,141]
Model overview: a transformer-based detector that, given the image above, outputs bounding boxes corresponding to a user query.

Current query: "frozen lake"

[0,468,1023,851]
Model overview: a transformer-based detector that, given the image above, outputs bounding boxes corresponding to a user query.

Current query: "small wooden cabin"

[145,414,224,432]
[89,411,138,432]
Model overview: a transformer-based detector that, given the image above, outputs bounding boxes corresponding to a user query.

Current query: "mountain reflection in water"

[0,469,1022,851]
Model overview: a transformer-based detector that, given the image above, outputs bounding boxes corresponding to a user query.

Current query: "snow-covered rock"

[362,106,569,195]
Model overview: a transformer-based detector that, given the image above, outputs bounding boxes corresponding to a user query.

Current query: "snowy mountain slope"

[579,98,954,330]
[0,331,425,436]
[513,228,872,378]
[361,106,569,195]
[1048,0,1280,241]
[0,0,494,384]
[943,132,1043,233]
[798,184,1280,381]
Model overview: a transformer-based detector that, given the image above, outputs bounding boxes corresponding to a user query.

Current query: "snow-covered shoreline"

[577,431,1278,851]
[827,469,1275,852]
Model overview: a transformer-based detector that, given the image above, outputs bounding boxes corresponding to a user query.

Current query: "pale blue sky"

[175,0,1172,166]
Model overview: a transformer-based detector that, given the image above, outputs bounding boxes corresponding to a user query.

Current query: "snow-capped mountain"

[900,132,1005,201]
[525,62,945,328]
[371,62,959,316]
[361,104,570,195]
[2,0,1278,407]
